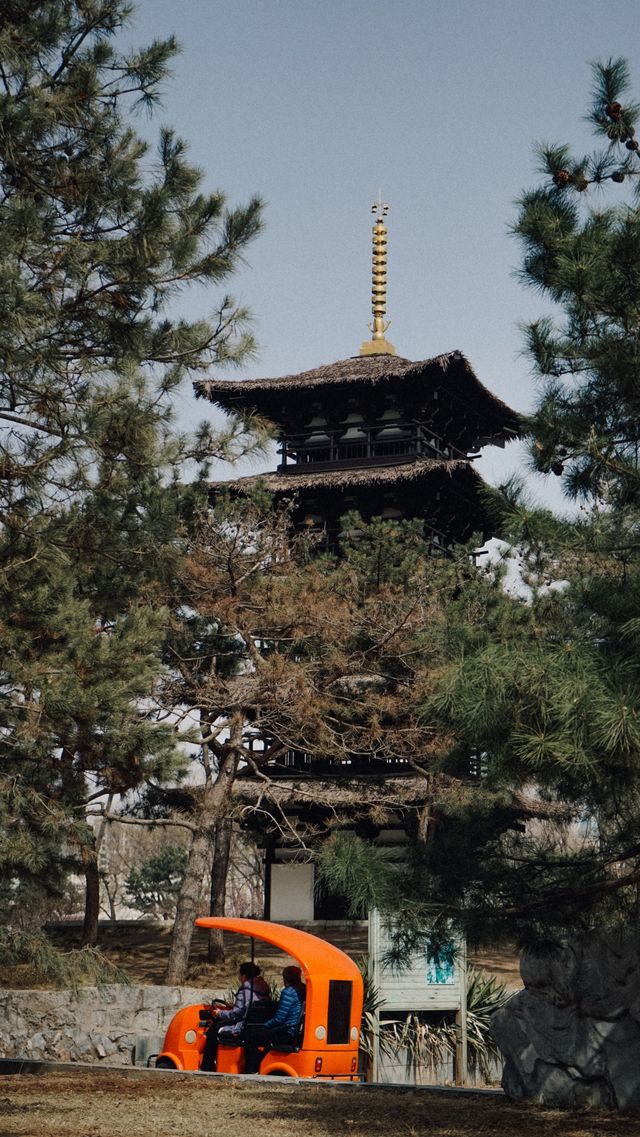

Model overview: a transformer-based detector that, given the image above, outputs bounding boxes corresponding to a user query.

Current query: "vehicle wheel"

[156,1057,177,1069]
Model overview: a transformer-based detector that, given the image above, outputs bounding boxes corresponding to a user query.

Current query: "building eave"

[194,350,522,439]
[210,457,480,495]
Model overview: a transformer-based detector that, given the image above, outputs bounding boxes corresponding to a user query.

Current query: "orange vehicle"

[156,917,363,1080]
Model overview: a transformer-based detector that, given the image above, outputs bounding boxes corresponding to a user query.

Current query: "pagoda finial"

[360,194,396,356]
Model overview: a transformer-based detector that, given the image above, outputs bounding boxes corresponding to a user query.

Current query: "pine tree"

[515,56,640,507]
[0,0,267,967]
[124,844,187,919]
[1,530,179,936]
[0,0,264,514]
[318,60,640,952]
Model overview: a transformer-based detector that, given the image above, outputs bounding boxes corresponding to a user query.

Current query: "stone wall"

[0,985,215,1066]
[491,930,640,1112]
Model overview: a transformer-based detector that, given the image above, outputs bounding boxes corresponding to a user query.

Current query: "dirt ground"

[1,1069,638,1137]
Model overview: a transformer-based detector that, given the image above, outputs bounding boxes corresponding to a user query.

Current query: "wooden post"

[368,908,380,1084]
[455,937,468,1085]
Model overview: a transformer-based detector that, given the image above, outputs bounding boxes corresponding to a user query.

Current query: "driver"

[200,961,271,1072]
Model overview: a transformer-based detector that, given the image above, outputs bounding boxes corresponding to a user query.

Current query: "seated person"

[243,965,306,1075]
[200,961,271,1071]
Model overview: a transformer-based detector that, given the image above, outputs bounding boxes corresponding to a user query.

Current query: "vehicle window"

[327,980,352,1044]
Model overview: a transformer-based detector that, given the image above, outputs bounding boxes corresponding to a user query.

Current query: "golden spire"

[360,195,396,356]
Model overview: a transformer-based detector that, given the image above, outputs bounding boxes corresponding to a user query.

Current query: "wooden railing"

[277,425,466,471]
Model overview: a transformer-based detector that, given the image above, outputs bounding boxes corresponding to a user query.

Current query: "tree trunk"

[81,852,100,947]
[164,749,239,985]
[104,881,117,922]
[208,817,233,964]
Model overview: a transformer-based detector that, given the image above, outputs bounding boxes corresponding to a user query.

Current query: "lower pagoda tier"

[211,457,495,553]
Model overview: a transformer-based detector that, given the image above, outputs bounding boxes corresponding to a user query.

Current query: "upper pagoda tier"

[194,350,521,475]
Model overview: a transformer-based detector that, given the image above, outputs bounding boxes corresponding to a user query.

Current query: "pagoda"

[193,203,521,923]
[195,200,520,554]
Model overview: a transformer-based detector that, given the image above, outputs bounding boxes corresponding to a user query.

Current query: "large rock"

[491,929,640,1111]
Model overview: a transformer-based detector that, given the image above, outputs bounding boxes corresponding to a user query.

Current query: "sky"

[126,0,640,508]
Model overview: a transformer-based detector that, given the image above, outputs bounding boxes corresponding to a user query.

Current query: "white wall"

[269,863,314,922]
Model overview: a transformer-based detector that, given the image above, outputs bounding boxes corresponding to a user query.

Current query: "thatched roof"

[194,350,520,435]
[210,457,477,495]
[232,772,577,830]
[234,772,447,815]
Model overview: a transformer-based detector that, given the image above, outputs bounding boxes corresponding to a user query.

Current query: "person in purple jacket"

[243,966,305,1074]
[200,961,271,1072]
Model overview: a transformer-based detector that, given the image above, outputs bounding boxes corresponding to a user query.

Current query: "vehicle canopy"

[195,917,363,1051]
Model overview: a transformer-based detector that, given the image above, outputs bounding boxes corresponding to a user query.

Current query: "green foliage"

[0,0,267,967]
[0,517,182,905]
[0,866,83,931]
[0,0,265,507]
[464,970,511,1080]
[124,844,188,918]
[315,63,640,951]
[514,59,640,506]
[411,58,640,946]
[338,512,428,596]
[315,833,396,918]
[356,959,384,1063]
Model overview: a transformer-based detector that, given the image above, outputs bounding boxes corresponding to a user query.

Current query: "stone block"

[133,1034,164,1066]
[29,1033,46,1054]
[578,932,640,1020]
[132,1009,162,1033]
[178,987,211,1006]
[139,986,174,1010]
[104,985,143,1012]
[68,1032,92,1061]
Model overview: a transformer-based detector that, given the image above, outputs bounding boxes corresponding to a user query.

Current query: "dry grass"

[0,1070,637,1137]
[0,923,522,992]
[0,925,287,992]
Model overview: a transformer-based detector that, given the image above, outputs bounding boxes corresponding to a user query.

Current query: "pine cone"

[553,169,571,187]
[626,139,639,151]
[551,461,564,476]
[606,101,623,120]
[611,171,625,183]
